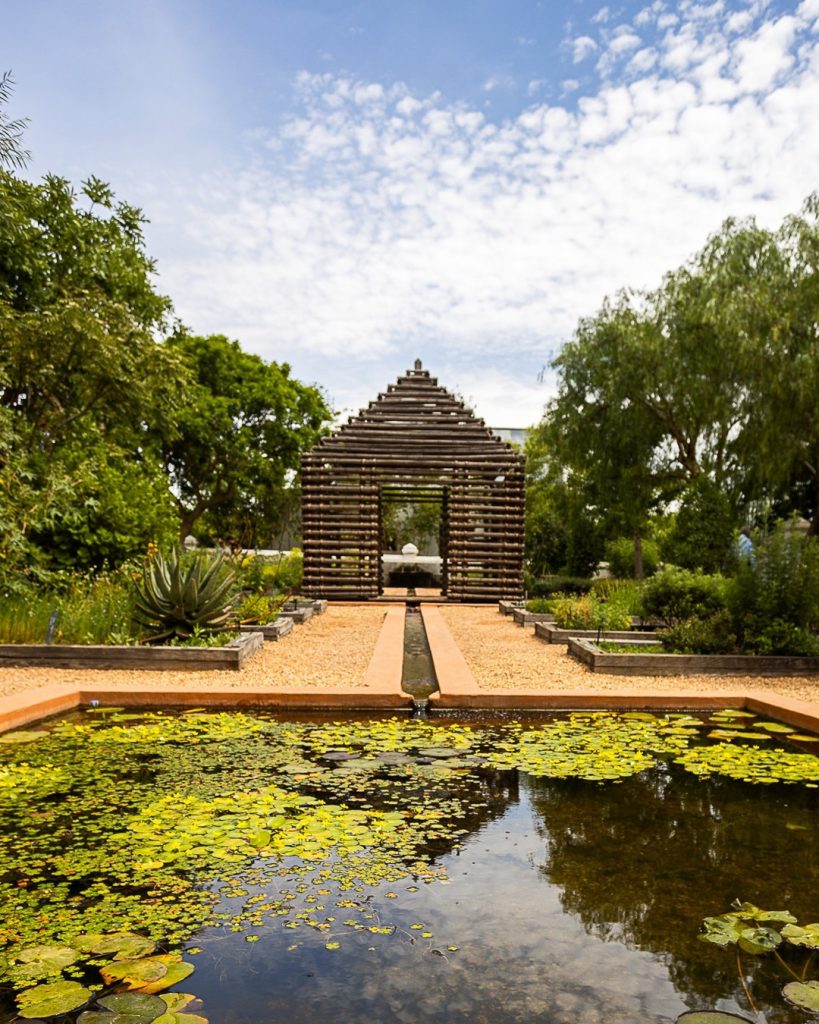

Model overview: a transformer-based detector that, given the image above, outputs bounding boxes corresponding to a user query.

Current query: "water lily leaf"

[789,733,819,742]
[17,980,91,1018]
[77,933,157,960]
[737,925,781,954]
[781,922,819,948]
[756,722,796,733]
[676,1014,755,1024]
[731,901,796,923]
[159,995,195,1013]
[14,944,81,975]
[134,957,194,995]
[0,730,48,743]
[98,992,168,1018]
[100,957,169,987]
[783,980,819,1012]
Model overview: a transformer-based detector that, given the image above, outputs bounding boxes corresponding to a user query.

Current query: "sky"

[3,0,819,427]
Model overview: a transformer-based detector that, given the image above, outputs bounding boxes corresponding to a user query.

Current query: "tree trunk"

[633,528,644,580]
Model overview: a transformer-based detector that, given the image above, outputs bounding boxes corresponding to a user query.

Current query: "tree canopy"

[530,194,819,577]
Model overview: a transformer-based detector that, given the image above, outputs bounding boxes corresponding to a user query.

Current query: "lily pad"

[0,730,48,744]
[14,944,81,976]
[781,922,819,948]
[98,992,168,1019]
[415,747,462,758]
[783,979,819,1012]
[75,933,157,960]
[100,957,169,987]
[17,980,91,1019]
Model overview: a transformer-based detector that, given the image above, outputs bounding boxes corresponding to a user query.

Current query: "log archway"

[301,361,525,600]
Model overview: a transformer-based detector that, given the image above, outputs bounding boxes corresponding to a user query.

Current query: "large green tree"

[160,334,332,546]
[0,168,186,574]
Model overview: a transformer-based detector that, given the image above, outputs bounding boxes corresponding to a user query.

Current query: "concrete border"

[569,637,819,676]
[535,623,656,644]
[512,609,555,626]
[421,605,481,698]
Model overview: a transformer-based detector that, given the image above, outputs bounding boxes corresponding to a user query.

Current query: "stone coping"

[569,637,819,676]
[0,631,263,671]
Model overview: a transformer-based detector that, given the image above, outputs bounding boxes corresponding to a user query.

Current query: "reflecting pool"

[0,708,817,1024]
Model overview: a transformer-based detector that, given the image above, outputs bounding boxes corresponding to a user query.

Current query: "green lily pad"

[100,957,169,986]
[0,730,48,743]
[676,1014,754,1024]
[781,922,819,948]
[415,747,463,758]
[75,933,157,960]
[98,992,168,1019]
[14,944,81,975]
[790,733,819,742]
[783,979,819,1012]
[17,980,91,1018]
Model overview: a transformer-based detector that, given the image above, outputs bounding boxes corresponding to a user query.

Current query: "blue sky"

[3,0,817,426]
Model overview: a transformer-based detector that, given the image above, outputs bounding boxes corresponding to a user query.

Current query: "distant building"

[491,427,529,448]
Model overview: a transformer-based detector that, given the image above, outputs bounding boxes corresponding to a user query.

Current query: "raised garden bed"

[512,608,555,626]
[280,607,314,624]
[239,617,293,641]
[0,631,264,671]
[534,623,656,644]
[568,636,819,676]
[498,599,525,616]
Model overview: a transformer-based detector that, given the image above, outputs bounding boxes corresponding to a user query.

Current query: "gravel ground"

[437,605,819,704]
[0,605,388,699]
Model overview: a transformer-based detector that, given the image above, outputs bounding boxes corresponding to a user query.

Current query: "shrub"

[728,529,819,639]
[591,578,644,616]
[552,595,632,631]
[745,619,819,657]
[234,592,285,625]
[604,536,660,579]
[639,566,728,626]
[524,598,556,613]
[527,575,593,598]
[240,549,303,594]
[662,477,736,573]
[659,610,738,654]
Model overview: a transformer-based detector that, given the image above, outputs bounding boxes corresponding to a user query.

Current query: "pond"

[1,707,818,1024]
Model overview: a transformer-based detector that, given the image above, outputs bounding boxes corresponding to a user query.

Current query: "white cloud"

[592,6,611,23]
[146,2,819,426]
[571,35,598,63]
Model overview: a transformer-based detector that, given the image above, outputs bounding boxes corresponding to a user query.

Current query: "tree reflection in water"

[527,767,819,1021]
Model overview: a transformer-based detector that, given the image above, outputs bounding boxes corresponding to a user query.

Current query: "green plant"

[728,528,819,645]
[659,610,738,654]
[746,619,819,657]
[527,575,593,598]
[591,577,644,615]
[552,595,632,631]
[524,598,556,613]
[133,550,237,643]
[604,536,660,578]
[234,592,285,625]
[640,566,728,626]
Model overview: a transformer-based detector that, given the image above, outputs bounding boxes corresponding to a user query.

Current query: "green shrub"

[524,598,556,613]
[659,610,738,654]
[662,477,736,573]
[240,549,303,594]
[745,619,819,657]
[640,566,728,626]
[590,578,644,616]
[234,592,285,625]
[552,595,632,631]
[527,575,593,598]
[604,536,660,578]
[728,529,819,640]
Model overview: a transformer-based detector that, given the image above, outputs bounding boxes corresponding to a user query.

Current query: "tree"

[0,166,188,573]
[0,72,29,170]
[663,476,736,573]
[160,334,332,544]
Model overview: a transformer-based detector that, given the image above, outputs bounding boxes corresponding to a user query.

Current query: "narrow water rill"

[400,604,439,709]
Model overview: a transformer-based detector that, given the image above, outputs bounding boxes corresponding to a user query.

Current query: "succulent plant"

[133,549,237,643]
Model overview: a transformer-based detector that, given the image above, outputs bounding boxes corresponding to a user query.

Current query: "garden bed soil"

[534,623,657,644]
[569,637,819,676]
[0,631,264,671]
[238,618,293,641]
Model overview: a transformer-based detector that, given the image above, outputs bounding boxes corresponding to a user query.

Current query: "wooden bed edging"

[568,637,819,676]
[512,608,555,626]
[0,631,264,671]
[535,623,656,644]
[239,618,293,640]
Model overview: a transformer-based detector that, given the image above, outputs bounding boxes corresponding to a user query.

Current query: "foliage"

[0,71,29,170]
[589,577,644,616]
[604,536,660,578]
[523,598,555,614]
[663,477,737,573]
[0,571,138,644]
[133,550,237,643]
[526,575,592,598]
[160,335,331,545]
[659,610,738,655]
[233,592,284,625]
[727,528,819,648]
[551,594,632,631]
[381,493,442,553]
[640,566,728,626]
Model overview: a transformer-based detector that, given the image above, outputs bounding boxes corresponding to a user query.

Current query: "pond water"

[1,708,818,1024]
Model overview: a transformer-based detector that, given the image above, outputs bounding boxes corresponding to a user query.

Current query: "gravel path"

[0,605,388,699]
[437,605,819,704]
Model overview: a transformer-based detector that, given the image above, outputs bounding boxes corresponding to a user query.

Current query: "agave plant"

[134,549,237,643]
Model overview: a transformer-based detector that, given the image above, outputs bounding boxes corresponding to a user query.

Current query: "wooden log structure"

[301,361,525,600]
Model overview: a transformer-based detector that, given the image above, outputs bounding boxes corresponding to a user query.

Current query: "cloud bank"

[154,0,819,425]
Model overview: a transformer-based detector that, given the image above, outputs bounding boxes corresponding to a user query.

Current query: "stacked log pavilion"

[301,361,525,600]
